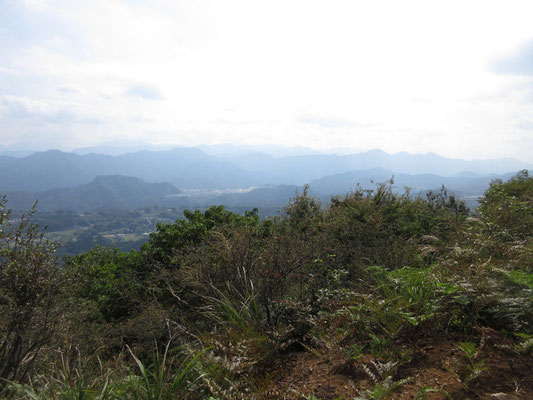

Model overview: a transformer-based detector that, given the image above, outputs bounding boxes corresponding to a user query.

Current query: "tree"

[0,199,63,386]
[64,246,145,323]
[478,170,533,241]
[142,205,259,265]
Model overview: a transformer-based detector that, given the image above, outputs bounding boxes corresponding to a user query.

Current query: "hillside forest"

[1,172,532,399]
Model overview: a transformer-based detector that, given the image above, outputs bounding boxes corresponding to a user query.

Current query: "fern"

[354,376,410,400]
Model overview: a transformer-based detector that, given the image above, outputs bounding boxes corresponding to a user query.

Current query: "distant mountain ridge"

[0,147,531,194]
[228,149,532,183]
[307,168,523,198]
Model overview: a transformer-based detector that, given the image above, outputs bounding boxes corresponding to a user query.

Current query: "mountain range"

[0,146,531,212]
[1,147,531,191]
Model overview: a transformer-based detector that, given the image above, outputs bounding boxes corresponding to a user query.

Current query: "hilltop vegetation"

[0,172,532,399]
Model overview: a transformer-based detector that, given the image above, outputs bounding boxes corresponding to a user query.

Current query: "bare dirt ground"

[255,328,533,399]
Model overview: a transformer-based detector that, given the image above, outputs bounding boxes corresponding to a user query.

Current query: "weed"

[361,360,399,384]
[415,386,452,400]
[292,391,345,400]
[344,344,365,361]
[127,342,206,400]
[456,341,487,384]
[368,333,392,359]
[514,333,533,354]
[354,376,410,400]
[506,269,533,289]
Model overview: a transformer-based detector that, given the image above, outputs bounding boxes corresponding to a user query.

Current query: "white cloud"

[0,0,533,161]
[492,38,533,76]
[0,95,104,124]
[125,83,163,100]
[57,84,85,94]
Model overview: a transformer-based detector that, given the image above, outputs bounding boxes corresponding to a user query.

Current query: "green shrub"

[0,199,64,386]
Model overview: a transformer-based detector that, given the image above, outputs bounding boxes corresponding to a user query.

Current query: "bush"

[0,199,64,385]
[326,182,467,277]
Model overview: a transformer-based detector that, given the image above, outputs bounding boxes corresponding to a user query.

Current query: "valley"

[2,146,531,255]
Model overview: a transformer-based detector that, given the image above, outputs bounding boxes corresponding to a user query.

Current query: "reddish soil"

[254,328,533,399]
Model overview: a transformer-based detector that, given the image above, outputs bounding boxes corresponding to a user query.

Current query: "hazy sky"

[1,0,533,161]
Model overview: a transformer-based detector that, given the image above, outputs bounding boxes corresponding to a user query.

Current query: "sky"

[1,0,533,162]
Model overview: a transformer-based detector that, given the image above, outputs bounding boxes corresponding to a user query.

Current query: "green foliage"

[456,341,487,383]
[202,272,263,333]
[5,356,124,400]
[0,198,63,386]
[506,268,533,289]
[354,376,410,400]
[478,170,533,242]
[2,172,533,398]
[64,246,146,323]
[326,181,467,276]
[142,205,259,265]
[282,184,323,233]
[372,266,471,333]
[5,343,207,400]
[127,343,206,400]
[514,333,533,354]
[6,374,120,400]
[415,387,452,400]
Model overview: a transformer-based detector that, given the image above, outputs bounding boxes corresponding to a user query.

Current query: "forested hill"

[5,175,181,211]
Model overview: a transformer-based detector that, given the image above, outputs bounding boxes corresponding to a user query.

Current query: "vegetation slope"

[0,172,532,399]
